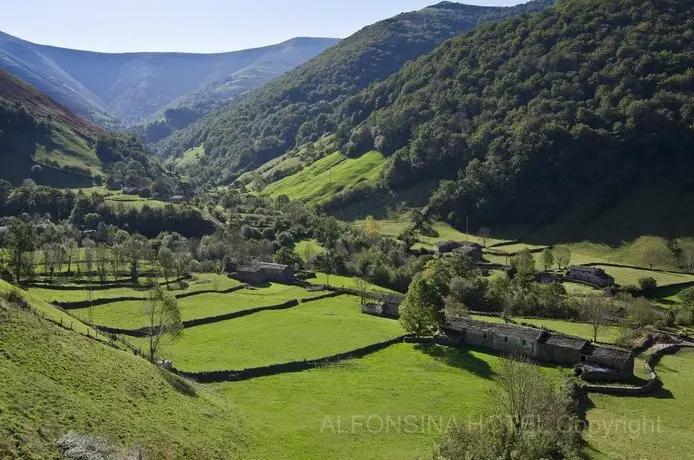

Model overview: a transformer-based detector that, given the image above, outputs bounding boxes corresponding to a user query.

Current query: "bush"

[679,286,694,306]
[676,309,694,327]
[2,287,26,307]
[638,277,658,295]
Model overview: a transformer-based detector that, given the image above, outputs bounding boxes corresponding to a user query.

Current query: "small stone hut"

[566,266,615,287]
[362,293,404,318]
[454,242,483,261]
[434,241,460,253]
[236,262,295,284]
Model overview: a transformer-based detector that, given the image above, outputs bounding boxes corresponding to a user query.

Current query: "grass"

[584,349,694,460]
[0,301,249,459]
[294,239,326,262]
[27,273,240,303]
[32,123,103,178]
[0,280,93,336]
[416,221,509,248]
[131,296,404,371]
[212,343,567,459]
[104,194,169,210]
[591,264,694,287]
[175,145,205,168]
[74,283,325,329]
[311,272,396,293]
[469,315,622,343]
[353,217,413,238]
[263,150,385,204]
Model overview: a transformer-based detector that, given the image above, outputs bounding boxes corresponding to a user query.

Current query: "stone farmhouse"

[361,293,405,319]
[434,241,483,261]
[235,262,295,284]
[441,317,634,380]
[566,265,615,288]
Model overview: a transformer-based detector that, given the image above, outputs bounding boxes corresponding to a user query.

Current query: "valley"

[1,0,694,458]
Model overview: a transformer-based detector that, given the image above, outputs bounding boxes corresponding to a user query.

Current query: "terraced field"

[130,296,403,371]
[72,283,327,329]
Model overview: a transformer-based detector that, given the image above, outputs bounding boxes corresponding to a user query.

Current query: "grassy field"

[175,145,205,168]
[74,283,325,329]
[311,272,396,293]
[585,349,694,460]
[131,296,403,371]
[27,274,240,303]
[469,315,622,344]
[353,217,413,238]
[263,150,385,204]
[213,343,568,459]
[0,280,94,336]
[32,123,104,178]
[415,221,510,248]
[0,302,250,459]
[295,239,326,262]
[104,194,170,210]
[591,265,694,287]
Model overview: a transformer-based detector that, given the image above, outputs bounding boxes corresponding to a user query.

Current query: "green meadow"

[27,273,241,303]
[585,349,694,460]
[213,343,567,459]
[131,296,403,371]
[263,150,385,204]
[73,283,327,329]
[0,303,249,459]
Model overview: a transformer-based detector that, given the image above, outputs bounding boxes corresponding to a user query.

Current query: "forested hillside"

[333,0,694,227]
[157,0,554,185]
[0,32,337,127]
[0,69,163,188]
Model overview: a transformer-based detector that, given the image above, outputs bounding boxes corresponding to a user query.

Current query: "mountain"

[0,68,106,186]
[0,69,159,188]
[155,0,554,185]
[0,32,338,127]
[322,0,694,230]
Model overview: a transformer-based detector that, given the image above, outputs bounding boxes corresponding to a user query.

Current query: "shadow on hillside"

[414,343,495,380]
[158,368,198,398]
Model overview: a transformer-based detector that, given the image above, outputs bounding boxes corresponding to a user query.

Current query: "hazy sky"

[0,0,525,53]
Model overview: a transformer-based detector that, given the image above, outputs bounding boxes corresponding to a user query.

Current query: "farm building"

[361,293,404,319]
[454,242,483,261]
[441,317,634,380]
[169,195,185,204]
[434,240,459,253]
[566,266,615,287]
[434,241,483,260]
[235,262,295,284]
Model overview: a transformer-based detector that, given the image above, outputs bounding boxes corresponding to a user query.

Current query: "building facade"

[566,266,615,287]
[441,317,634,380]
[235,262,295,284]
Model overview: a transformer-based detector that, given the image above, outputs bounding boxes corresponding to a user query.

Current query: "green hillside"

[0,298,249,459]
[263,150,385,204]
[324,0,694,230]
[157,0,554,185]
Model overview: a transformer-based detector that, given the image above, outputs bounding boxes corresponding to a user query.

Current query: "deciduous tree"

[144,286,182,363]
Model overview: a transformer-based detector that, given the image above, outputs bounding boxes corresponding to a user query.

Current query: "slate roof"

[444,317,541,341]
[589,346,633,365]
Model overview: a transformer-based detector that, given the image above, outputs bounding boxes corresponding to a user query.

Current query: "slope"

[314,0,694,230]
[156,0,554,185]
[0,295,250,459]
[0,69,107,186]
[0,31,338,126]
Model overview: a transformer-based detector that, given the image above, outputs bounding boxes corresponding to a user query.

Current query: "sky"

[0,0,525,54]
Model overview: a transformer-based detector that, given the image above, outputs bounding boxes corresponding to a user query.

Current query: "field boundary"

[25,275,191,291]
[583,343,694,395]
[53,285,245,309]
[171,335,410,382]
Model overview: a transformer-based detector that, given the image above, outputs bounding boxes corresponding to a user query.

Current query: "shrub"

[2,287,26,307]
[676,309,694,327]
[679,286,694,306]
[638,277,658,295]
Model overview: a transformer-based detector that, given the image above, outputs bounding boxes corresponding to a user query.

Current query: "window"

[522,340,527,345]
[505,337,508,342]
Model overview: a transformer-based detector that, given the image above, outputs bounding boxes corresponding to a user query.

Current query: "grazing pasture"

[585,349,694,460]
[214,343,567,459]
[131,296,403,371]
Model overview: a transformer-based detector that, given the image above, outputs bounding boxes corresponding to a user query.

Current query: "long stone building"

[441,317,634,380]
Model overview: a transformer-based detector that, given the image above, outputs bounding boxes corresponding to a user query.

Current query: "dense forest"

[156,0,554,185]
[330,0,694,225]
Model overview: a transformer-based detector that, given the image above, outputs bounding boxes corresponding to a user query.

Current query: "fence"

[172,335,409,383]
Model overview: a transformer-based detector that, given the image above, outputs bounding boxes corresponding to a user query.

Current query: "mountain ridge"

[0,31,338,126]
